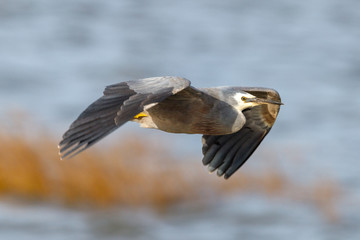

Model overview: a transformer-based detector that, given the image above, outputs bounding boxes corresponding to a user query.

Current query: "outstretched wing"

[59,76,190,159]
[201,88,281,179]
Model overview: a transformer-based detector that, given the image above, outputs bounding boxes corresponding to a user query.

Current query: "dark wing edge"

[58,76,190,159]
[201,88,281,179]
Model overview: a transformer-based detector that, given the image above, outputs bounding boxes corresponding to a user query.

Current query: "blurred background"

[0,0,360,239]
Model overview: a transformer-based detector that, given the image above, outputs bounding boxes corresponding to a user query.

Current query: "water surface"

[0,0,359,239]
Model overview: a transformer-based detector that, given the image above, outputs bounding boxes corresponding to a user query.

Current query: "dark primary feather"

[59,76,190,159]
[202,88,281,179]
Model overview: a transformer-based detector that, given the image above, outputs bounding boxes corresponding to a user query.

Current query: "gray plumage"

[59,76,282,179]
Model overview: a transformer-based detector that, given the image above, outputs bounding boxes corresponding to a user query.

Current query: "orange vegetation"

[0,120,340,221]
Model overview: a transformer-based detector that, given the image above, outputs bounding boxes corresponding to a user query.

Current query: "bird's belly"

[135,105,239,135]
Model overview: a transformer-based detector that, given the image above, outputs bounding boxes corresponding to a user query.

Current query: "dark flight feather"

[202,88,281,179]
[59,77,190,159]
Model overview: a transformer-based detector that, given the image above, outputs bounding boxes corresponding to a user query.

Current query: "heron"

[59,76,283,179]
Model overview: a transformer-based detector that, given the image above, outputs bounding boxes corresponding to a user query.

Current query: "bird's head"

[234,92,283,111]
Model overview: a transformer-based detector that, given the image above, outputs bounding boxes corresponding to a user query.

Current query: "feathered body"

[59,76,282,179]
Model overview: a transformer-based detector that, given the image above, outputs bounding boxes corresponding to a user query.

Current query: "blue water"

[0,0,360,239]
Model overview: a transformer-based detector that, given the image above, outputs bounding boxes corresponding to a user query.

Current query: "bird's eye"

[241,96,247,101]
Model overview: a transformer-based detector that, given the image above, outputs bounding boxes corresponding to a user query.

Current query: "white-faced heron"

[59,76,283,179]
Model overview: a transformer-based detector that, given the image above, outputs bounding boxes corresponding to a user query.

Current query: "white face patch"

[233,92,255,103]
[233,92,257,111]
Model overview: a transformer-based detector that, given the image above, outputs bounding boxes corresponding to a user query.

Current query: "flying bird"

[59,76,282,179]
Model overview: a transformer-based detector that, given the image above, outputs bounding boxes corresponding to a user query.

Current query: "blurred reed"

[0,115,340,221]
